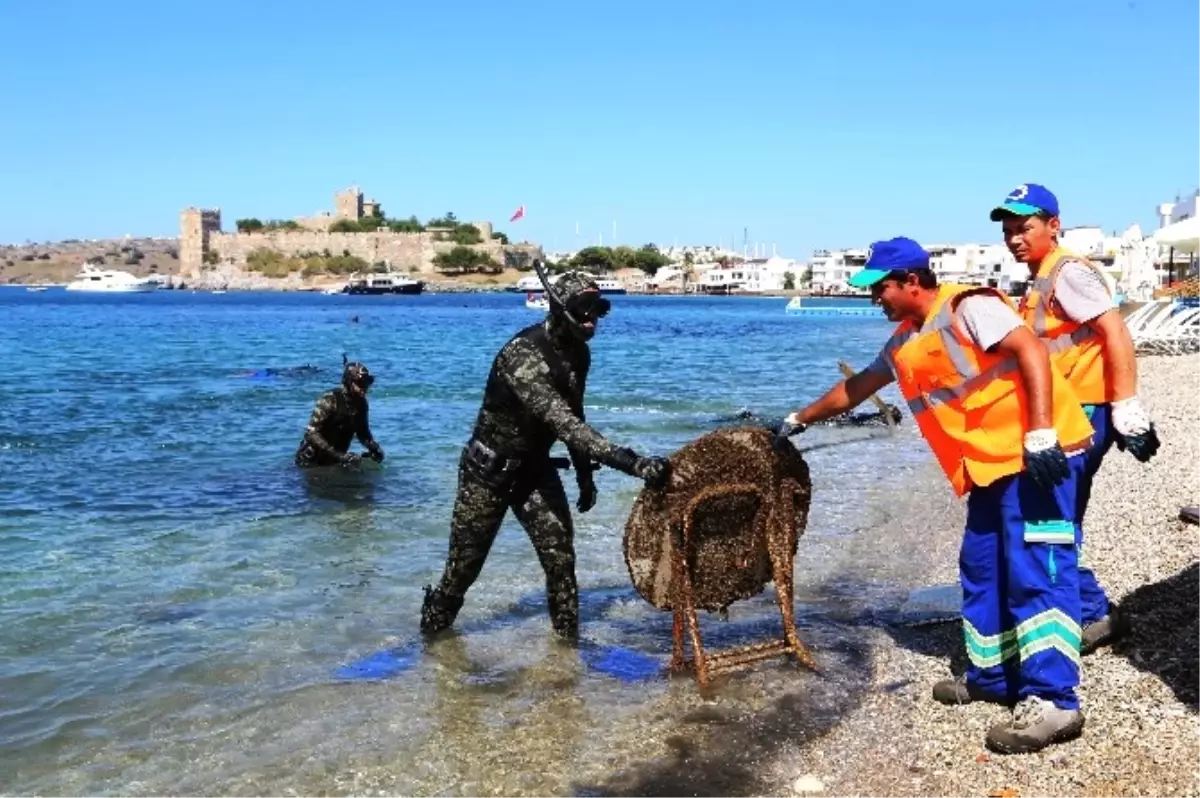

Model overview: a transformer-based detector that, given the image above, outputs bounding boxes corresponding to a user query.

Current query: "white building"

[1157,189,1198,227]
[807,248,869,294]
[926,243,1024,292]
[1155,188,1199,280]
[695,255,800,293]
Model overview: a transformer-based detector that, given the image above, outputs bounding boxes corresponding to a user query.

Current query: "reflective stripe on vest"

[900,296,1019,417]
[1019,249,1113,404]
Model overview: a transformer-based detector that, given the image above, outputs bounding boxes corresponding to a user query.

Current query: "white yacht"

[343,273,424,295]
[65,264,159,293]
[594,278,627,295]
[509,274,627,295]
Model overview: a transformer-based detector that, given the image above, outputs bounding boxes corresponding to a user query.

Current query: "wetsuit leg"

[511,467,580,640]
[422,456,512,634]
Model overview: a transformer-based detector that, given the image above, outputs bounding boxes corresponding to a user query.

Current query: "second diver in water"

[294,358,385,468]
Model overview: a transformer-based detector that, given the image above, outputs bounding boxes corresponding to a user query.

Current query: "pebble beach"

[762,353,1199,797]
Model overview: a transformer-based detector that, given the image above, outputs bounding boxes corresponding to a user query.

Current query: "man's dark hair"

[1033,210,1056,223]
[883,268,938,289]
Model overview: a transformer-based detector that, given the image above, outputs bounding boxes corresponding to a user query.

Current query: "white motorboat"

[343,274,425,295]
[509,273,627,295]
[525,292,550,310]
[65,264,158,293]
[594,278,627,295]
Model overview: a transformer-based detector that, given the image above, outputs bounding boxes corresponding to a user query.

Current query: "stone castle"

[179,186,542,281]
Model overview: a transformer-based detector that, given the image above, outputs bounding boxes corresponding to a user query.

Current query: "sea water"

[0,288,942,796]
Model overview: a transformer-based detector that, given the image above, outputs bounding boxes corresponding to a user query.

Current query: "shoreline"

[763,353,1199,797]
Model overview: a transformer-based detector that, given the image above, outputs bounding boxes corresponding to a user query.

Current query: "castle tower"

[180,207,222,278]
[334,186,364,221]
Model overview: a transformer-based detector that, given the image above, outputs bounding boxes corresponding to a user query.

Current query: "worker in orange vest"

[778,237,1095,755]
[990,183,1160,654]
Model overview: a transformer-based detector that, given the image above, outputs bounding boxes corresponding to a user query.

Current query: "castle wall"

[207,229,541,274]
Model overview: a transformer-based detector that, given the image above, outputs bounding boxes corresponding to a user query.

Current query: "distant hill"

[0,238,181,285]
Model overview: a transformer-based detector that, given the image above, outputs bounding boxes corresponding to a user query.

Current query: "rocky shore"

[762,353,1199,797]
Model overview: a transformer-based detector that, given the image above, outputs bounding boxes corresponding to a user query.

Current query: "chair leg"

[670,606,686,673]
[685,593,709,686]
[774,479,818,672]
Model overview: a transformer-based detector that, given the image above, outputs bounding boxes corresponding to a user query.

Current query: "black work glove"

[1022,429,1069,490]
[1115,423,1160,463]
[772,419,807,453]
[340,452,362,468]
[633,456,672,491]
[1112,397,1160,463]
[576,475,598,513]
[366,442,385,463]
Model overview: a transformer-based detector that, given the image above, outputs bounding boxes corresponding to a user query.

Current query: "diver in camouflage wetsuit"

[294,360,386,468]
[421,270,672,640]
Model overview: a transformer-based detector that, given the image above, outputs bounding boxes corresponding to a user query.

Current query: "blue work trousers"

[960,457,1086,710]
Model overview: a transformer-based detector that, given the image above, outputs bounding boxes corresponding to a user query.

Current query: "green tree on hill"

[236,218,265,233]
[433,246,501,275]
[388,215,425,233]
[573,246,615,273]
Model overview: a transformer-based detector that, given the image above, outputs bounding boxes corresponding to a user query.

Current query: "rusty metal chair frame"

[666,479,818,686]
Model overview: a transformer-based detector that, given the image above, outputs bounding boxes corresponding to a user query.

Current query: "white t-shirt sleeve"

[956,295,1023,352]
[865,345,897,383]
[1053,261,1115,323]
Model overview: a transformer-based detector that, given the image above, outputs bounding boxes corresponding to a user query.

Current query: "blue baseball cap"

[847,237,931,288]
[989,183,1059,221]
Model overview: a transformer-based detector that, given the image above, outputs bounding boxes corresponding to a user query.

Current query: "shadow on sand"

[1111,561,1199,711]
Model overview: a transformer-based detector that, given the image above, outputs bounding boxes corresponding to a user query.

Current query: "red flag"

[509,205,525,222]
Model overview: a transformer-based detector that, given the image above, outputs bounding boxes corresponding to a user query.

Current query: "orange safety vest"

[882,283,1094,497]
[1018,247,1113,404]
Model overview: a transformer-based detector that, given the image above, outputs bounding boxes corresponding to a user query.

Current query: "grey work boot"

[932,676,1012,706]
[1081,609,1127,656]
[985,696,1085,755]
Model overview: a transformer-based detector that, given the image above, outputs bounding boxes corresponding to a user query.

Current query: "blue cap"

[847,237,931,288]
[989,183,1059,221]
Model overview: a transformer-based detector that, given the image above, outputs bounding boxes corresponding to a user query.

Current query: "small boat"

[509,274,626,295]
[65,264,158,293]
[344,274,424,295]
[785,296,877,317]
[26,286,48,292]
[526,292,550,310]
[595,278,628,295]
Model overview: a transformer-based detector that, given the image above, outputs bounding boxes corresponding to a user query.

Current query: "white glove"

[1023,428,1059,452]
[1112,396,1152,437]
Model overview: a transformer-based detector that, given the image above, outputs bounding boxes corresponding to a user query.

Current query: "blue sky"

[1,0,1196,257]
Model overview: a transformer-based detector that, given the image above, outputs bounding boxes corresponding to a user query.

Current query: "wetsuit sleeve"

[355,399,376,448]
[567,358,595,480]
[303,394,342,459]
[498,339,629,469]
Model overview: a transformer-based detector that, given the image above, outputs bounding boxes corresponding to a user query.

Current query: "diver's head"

[342,361,375,397]
[548,270,610,341]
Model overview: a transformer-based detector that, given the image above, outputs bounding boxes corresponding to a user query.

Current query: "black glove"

[366,442,385,463]
[1023,443,1069,490]
[340,452,362,468]
[633,456,672,491]
[1115,423,1160,463]
[772,420,806,453]
[576,476,598,513]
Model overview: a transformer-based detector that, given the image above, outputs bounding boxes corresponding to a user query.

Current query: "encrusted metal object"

[623,427,818,685]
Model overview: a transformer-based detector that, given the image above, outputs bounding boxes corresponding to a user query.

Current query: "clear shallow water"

[0,288,942,796]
